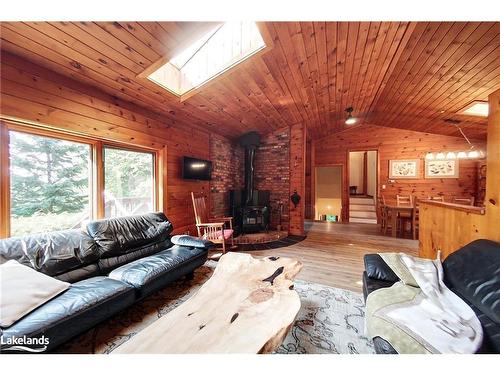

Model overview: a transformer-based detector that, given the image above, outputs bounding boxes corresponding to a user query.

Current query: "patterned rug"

[56,261,375,354]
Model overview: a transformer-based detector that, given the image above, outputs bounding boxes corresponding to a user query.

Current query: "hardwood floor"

[236,221,418,293]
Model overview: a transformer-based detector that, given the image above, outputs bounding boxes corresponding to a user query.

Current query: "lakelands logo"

[1,335,49,352]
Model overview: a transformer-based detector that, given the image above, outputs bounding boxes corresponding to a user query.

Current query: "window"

[9,130,91,236]
[104,147,155,218]
[0,120,162,238]
[148,22,266,98]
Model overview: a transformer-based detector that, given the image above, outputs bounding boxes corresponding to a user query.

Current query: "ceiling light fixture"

[425,123,485,161]
[345,107,356,125]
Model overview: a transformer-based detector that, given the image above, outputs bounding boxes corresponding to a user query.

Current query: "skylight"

[169,26,221,69]
[147,22,266,99]
[458,101,489,117]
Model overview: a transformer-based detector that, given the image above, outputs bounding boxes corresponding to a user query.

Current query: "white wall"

[366,151,377,199]
[349,151,365,194]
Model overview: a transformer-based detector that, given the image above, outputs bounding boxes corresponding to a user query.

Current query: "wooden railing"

[70,196,152,229]
[418,200,486,260]
[418,88,500,260]
[104,196,152,218]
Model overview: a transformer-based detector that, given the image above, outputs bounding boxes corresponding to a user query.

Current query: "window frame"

[0,119,163,238]
[102,144,157,219]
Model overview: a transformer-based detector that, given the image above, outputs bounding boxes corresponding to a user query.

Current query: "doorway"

[315,166,343,222]
[348,151,378,223]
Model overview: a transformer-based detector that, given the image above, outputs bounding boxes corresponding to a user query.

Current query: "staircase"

[349,196,377,224]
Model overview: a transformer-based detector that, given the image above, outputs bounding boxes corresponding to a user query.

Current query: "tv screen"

[182,157,212,180]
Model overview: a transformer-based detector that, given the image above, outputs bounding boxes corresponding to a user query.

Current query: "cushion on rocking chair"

[204,229,234,241]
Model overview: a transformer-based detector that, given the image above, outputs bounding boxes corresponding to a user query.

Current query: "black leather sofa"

[0,212,212,353]
[362,239,500,354]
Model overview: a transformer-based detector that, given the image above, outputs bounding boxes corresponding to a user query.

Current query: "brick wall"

[210,127,293,231]
[254,126,291,230]
[209,133,244,217]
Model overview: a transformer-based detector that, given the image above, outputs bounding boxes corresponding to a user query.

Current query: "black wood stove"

[230,131,270,234]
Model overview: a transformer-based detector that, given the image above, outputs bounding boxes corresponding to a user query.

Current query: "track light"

[345,107,356,125]
[424,124,486,161]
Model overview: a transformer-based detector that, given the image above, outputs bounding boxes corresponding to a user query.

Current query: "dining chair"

[452,197,475,206]
[396,195,413,206]
[380,194,387,205]
[396,195,412,236]
[412,196,420,240]
[191,192,235,254]
[377,196,386,232]
[379,195,397,236]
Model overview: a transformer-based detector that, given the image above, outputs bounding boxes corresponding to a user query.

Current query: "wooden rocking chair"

[191,192,235,254]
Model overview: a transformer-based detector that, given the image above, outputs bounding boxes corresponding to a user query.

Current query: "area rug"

[55,261,375,354]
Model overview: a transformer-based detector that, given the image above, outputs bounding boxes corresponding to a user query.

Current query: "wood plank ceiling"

[1,21,499,140]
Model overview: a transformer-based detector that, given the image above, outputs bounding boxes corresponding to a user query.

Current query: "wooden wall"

[289,123,306,235]
[311,124,486,219]
[419,88,500,259]
[0,52,211,235]
[305,138,313,219]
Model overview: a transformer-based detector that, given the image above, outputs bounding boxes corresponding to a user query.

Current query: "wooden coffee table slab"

[113,252,303,354]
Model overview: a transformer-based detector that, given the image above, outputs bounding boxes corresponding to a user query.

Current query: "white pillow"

[0,260,70,328]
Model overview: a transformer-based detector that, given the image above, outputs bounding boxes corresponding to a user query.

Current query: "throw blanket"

[365,252,483,354]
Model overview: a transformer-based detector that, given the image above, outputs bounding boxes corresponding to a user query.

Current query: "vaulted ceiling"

[1,21,499,140]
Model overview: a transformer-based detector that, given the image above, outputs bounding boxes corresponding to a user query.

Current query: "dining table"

[384,204,414,238]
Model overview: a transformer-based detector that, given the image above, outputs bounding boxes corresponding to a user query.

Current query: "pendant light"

[425,123,485,160]
[345,107,356,125]
[456,124,484,159]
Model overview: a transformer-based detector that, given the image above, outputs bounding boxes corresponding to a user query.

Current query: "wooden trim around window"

[0,118,165,238]
[0,122,11,238]
[94,141,105,219]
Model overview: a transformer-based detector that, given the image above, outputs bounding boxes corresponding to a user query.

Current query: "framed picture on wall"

[389,159,420,179]
[425,159,459,178]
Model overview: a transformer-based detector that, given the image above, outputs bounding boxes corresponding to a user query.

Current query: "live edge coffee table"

[114,252,303,354]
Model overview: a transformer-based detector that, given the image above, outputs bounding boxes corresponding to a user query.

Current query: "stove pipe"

[239,131,261,206]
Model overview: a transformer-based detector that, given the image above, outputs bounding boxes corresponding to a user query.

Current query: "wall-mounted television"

[182,156,212,181]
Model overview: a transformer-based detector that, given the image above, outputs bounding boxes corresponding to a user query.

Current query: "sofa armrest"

[171,235,214,250]
[364,254,399,282]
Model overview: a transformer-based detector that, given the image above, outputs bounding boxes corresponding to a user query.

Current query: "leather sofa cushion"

[109,245,207,293]
[54,263,101,283]
[364,254,399,282]
[86,212,173,258]
[171,235,213,249]
[373,336,398,354]
[468,297,500,353]
[443,239,500,324]
[0,229,99,279]
[0,276,135,353]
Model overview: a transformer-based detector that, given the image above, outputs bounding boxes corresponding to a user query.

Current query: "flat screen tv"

[182,156,212,181]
